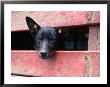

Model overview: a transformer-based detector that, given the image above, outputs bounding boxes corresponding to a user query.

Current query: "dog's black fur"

[26,16,59,59]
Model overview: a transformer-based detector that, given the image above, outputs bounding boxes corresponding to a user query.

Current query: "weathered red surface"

[91,11,100,23]
[11,11,99,31]
[88,26,100,51]
[89,52,100,76]
[11,51,100,77]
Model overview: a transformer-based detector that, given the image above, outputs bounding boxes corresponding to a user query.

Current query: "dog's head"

[26,16,59,59]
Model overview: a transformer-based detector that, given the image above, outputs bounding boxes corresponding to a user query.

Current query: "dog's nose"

[40,52,47,57]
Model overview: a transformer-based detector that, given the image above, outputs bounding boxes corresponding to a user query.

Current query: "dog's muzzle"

[39,51,52,59]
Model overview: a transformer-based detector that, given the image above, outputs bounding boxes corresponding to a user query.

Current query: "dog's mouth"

[39,52,53,59]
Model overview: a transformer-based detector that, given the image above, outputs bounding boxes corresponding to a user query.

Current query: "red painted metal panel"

[11,11,99,31]
[11,51,100,77]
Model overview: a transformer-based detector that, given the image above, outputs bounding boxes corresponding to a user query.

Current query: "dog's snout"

[40,52,47,57]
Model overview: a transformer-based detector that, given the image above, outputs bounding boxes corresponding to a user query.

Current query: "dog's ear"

[55,28,62,34]
[26,16,40,35]
[58,29,62,34]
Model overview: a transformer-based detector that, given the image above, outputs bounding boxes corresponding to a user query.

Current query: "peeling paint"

[84,54,92,77]
[86,11,93,23]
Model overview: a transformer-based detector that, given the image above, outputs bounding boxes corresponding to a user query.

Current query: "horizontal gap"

[11,26,89,51]
[11,73,41,77]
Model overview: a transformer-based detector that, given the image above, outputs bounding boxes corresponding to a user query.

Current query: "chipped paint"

[86,11,93,23]
[84,54,92,77]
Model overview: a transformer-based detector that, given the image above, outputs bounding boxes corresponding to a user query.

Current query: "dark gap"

[11,26,89,50]
[11,31,34,50]
[58,26,89,51]
[11,73,41,77]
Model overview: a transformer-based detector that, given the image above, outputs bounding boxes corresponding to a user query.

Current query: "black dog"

[26,16,59,59]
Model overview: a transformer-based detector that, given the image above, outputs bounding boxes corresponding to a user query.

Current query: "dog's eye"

[49,36,53,40]
[38,36,43,40]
